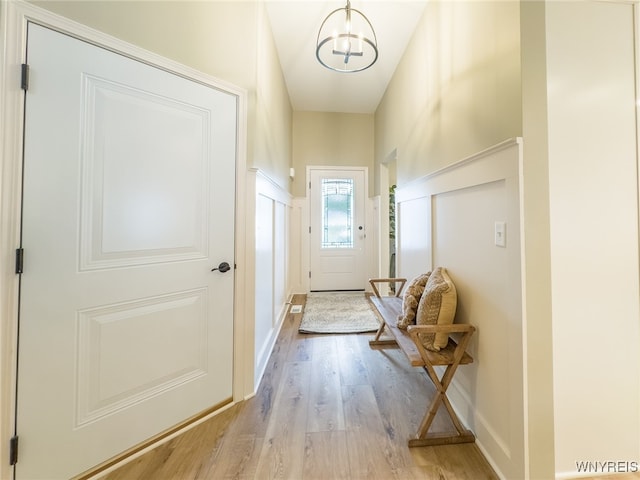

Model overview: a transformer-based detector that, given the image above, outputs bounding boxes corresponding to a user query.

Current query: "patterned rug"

[298,292,380,334]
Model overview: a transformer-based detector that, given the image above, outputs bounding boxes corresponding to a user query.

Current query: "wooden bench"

[368,277,476,447]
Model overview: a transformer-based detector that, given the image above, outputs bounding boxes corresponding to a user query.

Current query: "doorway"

[308,167,367,291]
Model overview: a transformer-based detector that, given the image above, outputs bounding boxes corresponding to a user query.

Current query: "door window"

[321,178,354,249]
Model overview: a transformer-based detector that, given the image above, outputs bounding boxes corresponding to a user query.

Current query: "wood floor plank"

[342,384,397,479]
[393,465,449,479]
[206,433,261,479]
[343,347,424,473]
[232,304,302,437]
[288,333,312,362]
[432,443,499,480]
[307,335,346,433]
[253,361,311,479]
[303,431,351,479]
[344,428,397,480]
[336,334,371,386]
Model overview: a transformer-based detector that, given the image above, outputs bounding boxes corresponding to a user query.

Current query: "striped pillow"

[415,267,457,351]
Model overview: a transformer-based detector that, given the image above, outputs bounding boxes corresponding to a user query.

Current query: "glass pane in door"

[321,178,353,248]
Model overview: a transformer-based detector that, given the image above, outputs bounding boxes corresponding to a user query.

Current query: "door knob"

[211,262,231,273]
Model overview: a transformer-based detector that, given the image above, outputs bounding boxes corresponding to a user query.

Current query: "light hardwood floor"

[103,294,498,479]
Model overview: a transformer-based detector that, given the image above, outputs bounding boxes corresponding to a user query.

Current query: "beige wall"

[374,0,521,194]
[32,1,258,90]
[33,0,293,190]
[254,2,293,187]
[291,111,374,197]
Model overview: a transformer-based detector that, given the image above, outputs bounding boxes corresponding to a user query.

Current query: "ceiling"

[264,0,428,114]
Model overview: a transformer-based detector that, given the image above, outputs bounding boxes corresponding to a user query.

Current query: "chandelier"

[315,0,379,73]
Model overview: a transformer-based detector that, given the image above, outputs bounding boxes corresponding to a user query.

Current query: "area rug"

[298,292,380,334]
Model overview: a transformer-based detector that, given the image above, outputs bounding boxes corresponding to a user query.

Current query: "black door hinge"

[21,64,29,91]
[15,248,24,274]
[9,435,18,466]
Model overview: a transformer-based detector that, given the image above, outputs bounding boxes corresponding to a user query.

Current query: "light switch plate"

[494,221,506,247]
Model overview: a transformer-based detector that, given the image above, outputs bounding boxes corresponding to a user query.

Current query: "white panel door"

[309,168,367,291]
[16,24,236,479]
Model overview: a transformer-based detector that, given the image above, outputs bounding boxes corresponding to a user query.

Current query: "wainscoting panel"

[247,170,293,390]
[255,193,275,364]
[395,138,524,479]
[396,195,431,282]
[273,202,289,326]
[289,198,306,293]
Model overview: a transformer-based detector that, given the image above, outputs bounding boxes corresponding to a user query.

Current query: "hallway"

[103,294,497,479]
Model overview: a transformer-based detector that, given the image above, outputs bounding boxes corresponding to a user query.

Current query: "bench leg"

[408,363,475,447]
[368,321,397,347]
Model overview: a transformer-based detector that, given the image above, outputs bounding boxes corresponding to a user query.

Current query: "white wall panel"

[432,180,515,469]
[255,193,274,366]
[368,196,381,285]
[247,170,293,389]
[289,199,306,293]
[396,196,431,282]
[273,202,288,324]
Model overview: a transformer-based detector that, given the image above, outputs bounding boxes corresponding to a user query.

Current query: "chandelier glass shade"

[316,0,378,73]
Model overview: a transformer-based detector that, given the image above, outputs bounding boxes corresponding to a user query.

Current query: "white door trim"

[0,2,248,477]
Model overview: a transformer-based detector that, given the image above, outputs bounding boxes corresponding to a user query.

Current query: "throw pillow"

[415,267,457,351]
[397,272,431,329]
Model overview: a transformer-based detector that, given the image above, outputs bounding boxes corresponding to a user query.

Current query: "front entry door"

[16,24,236,479]
[309,167,367,291]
